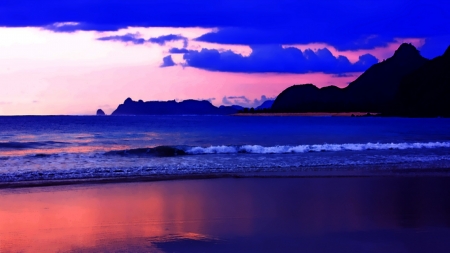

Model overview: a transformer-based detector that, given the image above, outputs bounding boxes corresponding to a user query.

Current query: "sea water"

[1,115,450,184]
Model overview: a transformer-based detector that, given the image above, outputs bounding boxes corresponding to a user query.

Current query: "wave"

[2,154,450,186]
[2,142,450,186]
[186,142,450,154]
[103,141,450,157]
[104,146,187,157]
[0,141,67,149]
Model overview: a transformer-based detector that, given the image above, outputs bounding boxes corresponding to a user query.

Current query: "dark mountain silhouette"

[387,46,450,117]
[111,98,241,115]
[256,100,274,110]
[344,43,429,112]
[272,84,345,112]
[272,43,429,113]
[96,109,106,116]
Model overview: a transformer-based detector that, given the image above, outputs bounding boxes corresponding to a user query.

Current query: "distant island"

[100,43,449,117]
[110,98,243,115]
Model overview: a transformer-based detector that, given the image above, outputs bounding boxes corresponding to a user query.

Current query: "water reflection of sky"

[0,131,173,157]
[1,178,450,252]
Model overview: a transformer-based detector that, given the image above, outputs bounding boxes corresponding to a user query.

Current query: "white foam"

[187,145,238,154]
[185,142,450,154]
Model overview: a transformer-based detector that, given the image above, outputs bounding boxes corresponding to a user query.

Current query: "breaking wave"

[2,141,450,185]
[186,141,450,154]
[101,141,450,157]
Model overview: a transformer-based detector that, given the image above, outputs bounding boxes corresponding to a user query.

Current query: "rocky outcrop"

[96,109,106,116]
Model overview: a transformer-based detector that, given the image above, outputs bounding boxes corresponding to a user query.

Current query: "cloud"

[169,48,190,54]
[149,34,188,47]
[3,1,447,51]
[228,96,251,103]
[222,95,274,108]
[96,33,189,47]
[160,55,176,67]
[252,95,274,108]
[97,33,146,44]
[43,22,124,33]
[352,54,379,71]
[332,73,355,78]
[199,98,216,103]
[181,45,378,74]
[195,28,396,51]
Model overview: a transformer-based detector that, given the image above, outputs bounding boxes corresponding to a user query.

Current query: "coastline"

[234,112,378,117]
[2,167,450,189]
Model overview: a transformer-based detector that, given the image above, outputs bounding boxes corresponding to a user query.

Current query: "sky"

[0,0,449,115]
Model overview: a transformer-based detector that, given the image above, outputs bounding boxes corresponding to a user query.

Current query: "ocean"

[1,115,450,185]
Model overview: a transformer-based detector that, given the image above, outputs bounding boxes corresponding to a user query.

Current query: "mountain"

[111,98,241,115]
[388,46,450,117]
[256,100,274,110]
[344,43,429,112]
[272,43,429,113]
[271,84,345,112]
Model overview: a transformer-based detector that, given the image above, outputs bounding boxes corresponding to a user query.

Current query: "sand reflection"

[1,178,450,252]
[0,180,255,252]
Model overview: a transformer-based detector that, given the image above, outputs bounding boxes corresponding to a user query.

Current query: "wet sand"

[1,177,450,252]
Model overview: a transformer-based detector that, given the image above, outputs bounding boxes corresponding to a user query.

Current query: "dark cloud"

[43,22,124,33]
[352,54,379,71]
[181,45,378,74]
[2,0,449,51]
[332,73,356,78]
[160,55,175,67]
[97,33,145,44]
[149,34,187,47]
[195,28,396,51]
[169,48,190,54]
[96,33,188,47]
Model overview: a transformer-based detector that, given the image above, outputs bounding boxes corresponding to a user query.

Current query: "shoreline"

[2,168,450,189]
[234,112,379,117]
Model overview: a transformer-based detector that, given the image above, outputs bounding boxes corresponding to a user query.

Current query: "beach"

[2,116,450,252]
[1,177,450,252]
